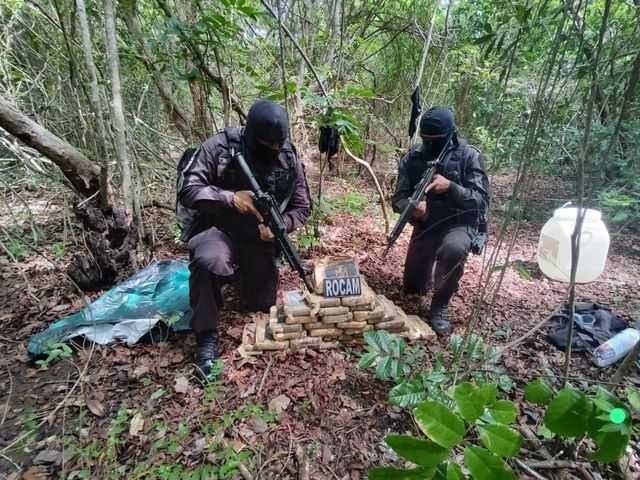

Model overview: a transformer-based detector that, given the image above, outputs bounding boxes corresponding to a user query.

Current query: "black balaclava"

[419,107,456,159]
[243,100,289,165]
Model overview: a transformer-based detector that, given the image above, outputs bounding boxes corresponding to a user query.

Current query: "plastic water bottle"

[592,328,640,367]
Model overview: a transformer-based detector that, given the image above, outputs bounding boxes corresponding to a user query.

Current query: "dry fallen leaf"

[132,363,151,379]
[174,375,190,394]
[231,439,245,453]
[170,351,185,364]
[249,417,268,434]
[129,411,145,437]
[22,465,50,480]
[268,394,291,414]
[85,396,105,417]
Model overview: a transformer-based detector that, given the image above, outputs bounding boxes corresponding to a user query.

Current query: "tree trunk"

[603,48,640,165]
[121,0,195,143]
[0,96,137,291]
[104,0,134,215]
[155,0,247,122]
[0,96,100,196]
[76,0,112,209]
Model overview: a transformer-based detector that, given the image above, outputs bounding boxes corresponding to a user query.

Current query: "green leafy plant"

[361,332,512,408]
[35,342,73,369]
[524,380,633,463]
[2,235,28,261]
[295,196,335,252]
[51,241,66,259]
[100,407,133,466]
[371,381,521,479]
[598,189,639,225]
[359,330,414,381]
[332,191,369,216]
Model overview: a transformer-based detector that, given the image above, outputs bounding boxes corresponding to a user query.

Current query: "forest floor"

[1,159,640,480]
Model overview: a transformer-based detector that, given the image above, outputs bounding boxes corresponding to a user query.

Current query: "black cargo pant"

[188,227,278,334]
[403,224,474,307]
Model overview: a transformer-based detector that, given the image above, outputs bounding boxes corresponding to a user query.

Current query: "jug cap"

[553,207,601,222]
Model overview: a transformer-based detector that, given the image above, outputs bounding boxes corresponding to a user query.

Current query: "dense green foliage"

[1,0,638,223]
[361,329,640,478]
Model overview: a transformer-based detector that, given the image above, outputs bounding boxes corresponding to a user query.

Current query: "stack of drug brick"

[238,272,435,355]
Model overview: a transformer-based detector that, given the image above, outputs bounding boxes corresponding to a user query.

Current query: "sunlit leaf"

[415,401,465,449]
[524,379,553,405]
[544,387,592,437]
[464,446,515,480]
[385,435,450,467]
[477,423,522,458]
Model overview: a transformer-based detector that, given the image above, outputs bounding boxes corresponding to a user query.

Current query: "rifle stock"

[234,151,314,292]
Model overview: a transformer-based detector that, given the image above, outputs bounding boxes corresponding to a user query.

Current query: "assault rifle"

[383,135,452,257]
[233,150,314,292]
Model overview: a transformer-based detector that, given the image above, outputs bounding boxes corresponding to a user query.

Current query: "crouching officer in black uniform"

[177,101,311,377]
[392,107,489,334]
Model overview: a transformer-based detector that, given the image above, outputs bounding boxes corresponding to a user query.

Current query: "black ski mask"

[243,100,289,165]
[419,107,456,159]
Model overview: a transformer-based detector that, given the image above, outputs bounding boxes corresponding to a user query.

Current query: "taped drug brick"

[352,307,384,322]
[273,330,307,341]
[255,317,267,343]
[336,321,368,330]
[349,301,377,311]
[376,295,398,321]
[321,313,352,324]
[305,321,326,330]
[340,277,375,306]
[284,305,312,317]
[304,290,341,308]
[343,325,373,335]
[290,337,322,349]
[375,319,405,330]
[318,306,349,317]
[399,315,437,341]
[285,313,315,324]
[309,328,342,337]
[271,323,303,334]
[254,340,290,350]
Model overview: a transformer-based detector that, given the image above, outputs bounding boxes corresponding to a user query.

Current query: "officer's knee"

[191,249,233,277]
[438,241,468,264]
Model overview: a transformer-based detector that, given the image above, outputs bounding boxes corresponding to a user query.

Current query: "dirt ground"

[1,164,639,479]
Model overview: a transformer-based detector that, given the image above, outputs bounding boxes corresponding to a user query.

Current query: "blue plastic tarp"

[28,260,192,356]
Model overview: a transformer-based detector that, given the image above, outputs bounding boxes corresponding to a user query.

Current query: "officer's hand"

[412,200,428,219]
[426,174,451,194]
[258,223,275,242]
[232,190,264,222]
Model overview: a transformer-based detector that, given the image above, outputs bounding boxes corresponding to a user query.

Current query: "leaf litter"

[0,171,639,478]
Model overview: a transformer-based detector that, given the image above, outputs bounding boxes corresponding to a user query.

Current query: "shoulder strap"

[279,142,299,213]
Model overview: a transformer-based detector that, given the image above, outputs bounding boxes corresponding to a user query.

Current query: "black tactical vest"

[176,128,299,241]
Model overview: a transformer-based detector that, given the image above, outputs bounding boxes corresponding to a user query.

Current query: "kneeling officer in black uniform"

[392,107,490,334]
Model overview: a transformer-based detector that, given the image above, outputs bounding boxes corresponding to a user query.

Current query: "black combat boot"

[194,331,218,380]
[429,303,451,335]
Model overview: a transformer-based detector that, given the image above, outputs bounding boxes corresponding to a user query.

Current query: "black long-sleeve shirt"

[179,128,311,240]
[392,140,489,230]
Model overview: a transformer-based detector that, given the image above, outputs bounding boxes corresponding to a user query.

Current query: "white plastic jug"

[537,207,610,283]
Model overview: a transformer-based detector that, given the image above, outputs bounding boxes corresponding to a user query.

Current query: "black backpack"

[175,147,198,242]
